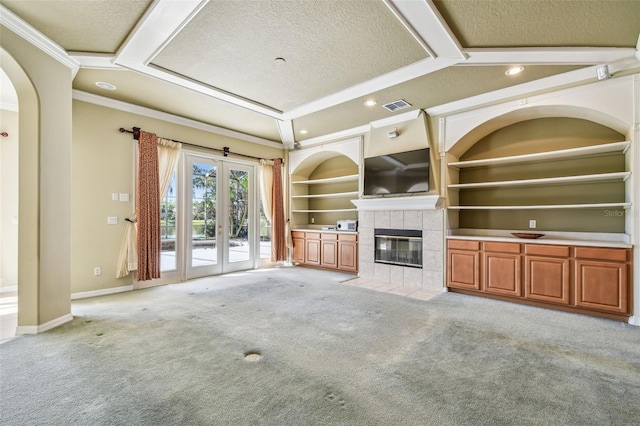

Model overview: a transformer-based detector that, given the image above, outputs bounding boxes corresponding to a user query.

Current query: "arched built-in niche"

[447,117,629,233]
[288,138,360,227]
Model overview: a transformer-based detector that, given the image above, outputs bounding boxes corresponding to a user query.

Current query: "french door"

[185,155,255,279]
[157,152,264,285]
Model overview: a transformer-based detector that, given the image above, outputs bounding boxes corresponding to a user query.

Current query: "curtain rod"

[118,127,282,164]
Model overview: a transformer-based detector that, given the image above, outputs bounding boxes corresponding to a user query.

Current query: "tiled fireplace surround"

[355,196,445,292]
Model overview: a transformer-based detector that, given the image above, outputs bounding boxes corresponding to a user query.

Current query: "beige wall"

[71,100,284,293]
[1,24,73,327]
[0,109,19,289]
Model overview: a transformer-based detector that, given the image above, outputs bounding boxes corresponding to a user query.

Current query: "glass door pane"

[227,165,250,265]
[160,172,178,272]
[187,157,221,278]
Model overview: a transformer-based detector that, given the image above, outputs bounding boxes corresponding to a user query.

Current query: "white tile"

[358,259,375,279]
[358,211,374,229]
[374,262,391,283]
[404,210,422,230]
[389,265,404,285]
[423,210,444,231]
[423,230,444,247]
[360,230,374,247]
[403,267,423,288]
[423,269,445,291]
[374,211,390,229]
[422,249,444,271]
[390,211,404,229]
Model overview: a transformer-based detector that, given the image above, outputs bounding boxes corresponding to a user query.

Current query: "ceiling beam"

[276,120,295,150]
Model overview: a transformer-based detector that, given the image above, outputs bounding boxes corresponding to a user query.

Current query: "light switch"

[107,216,118,225]
[112,193,119,201]
[12,216,18,225]
[119,193,130,202]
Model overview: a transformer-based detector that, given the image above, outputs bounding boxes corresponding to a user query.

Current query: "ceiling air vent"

[382,99,412,112]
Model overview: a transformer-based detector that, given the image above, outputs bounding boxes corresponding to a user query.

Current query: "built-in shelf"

[449,203,631,210]
[292,191,359,199]
[448,172,632,190]
[448,141,630,169]
[291,174,359,185]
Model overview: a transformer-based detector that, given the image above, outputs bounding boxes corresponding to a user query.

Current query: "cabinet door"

[575,259,629,314]
[338,242,358,272]
[292,237,305,264]
[321,240,338,269]
[483,252,521,296]
[524,255,570,305]
[448,249,480,290]
[305,239,321,265]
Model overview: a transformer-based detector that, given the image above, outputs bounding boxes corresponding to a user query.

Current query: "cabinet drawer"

[292,231,306,239]
[448,240,480,251]
[338,233,358,242]
[483,241,520,254]
[305,232,321,240]
[525,244,569,258]
[321,233,337,241]
[574,247,628,262]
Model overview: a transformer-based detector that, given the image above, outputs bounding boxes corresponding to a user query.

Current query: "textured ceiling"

[0,0,151,53]
[435,0,640,48]
[153,0,426,111]
[1,0,639,147]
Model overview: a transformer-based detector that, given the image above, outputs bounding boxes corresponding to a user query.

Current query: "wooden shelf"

[449,203,631,210]
[448,172,631,190]
[292,191,359,199]
[448,141,630,169]
[292,174,358,185]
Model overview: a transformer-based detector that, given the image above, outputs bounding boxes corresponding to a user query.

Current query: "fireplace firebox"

[374,229,422,268]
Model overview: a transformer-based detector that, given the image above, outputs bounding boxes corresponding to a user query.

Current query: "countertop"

[447,230,632,249]
[292,228,358,234]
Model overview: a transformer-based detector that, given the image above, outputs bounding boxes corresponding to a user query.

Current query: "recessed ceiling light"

[300,129,308,134]
[95,81,116,90]
[364,100,377,107]
[274,57,286,64]
[505,66,524,76]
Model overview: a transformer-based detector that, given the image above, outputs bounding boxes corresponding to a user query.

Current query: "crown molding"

[464,47,636,65]
[0,5,80,74]
[297,124,369,148]
[426,66,599,117]
[72,90,283,149]
[69,52,119,69]
[369,109,422,128]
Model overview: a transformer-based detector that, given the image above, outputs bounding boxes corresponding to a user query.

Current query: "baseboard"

[71,285,134,300]
[16,313,73,335]
[628,315,639,327]
[0,285,18,293]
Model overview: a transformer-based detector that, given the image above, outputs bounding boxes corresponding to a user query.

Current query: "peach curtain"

[136,130,161,281]
[271,158,287,261]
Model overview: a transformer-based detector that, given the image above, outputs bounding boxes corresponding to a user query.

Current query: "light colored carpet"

[1,267,639,425]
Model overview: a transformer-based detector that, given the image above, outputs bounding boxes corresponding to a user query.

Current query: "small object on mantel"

[322,226,337,231]
[511,232,545,239]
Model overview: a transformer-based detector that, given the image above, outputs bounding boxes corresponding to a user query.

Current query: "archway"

[0,47,40,333]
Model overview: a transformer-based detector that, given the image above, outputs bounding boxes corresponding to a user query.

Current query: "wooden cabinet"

[291,231,305,264]
[338,233,358,272]
[574,247,630,314]
[483,242,521,297]
[305,233,321,266]
[292,230,358,273]
[524,244,570,305]
[447,240,481,290]
[320,233,338,269]
[447,239,632,319]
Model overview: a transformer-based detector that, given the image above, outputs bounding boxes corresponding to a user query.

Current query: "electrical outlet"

[529,220,537,229]
[311,217,315,224]
[94,267,101,276]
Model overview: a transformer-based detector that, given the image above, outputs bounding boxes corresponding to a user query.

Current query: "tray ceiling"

[1,0,639,148]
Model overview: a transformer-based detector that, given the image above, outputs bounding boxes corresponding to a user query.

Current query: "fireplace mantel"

[352,195,443,211]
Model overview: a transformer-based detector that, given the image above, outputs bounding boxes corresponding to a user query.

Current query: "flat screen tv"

[363,148,430,196]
